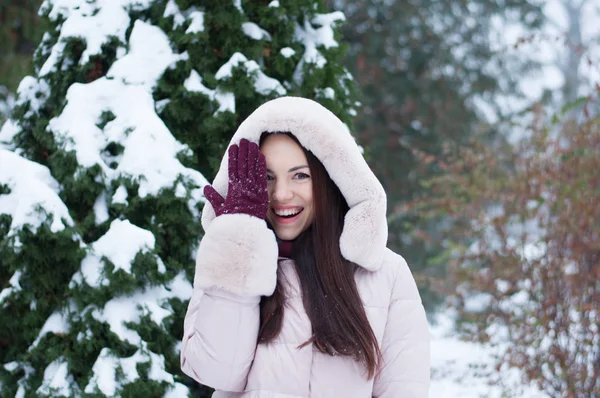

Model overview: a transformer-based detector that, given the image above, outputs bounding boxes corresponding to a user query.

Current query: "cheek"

[266,185,274,199]
[304,185,314,204]
[301,186,314,211]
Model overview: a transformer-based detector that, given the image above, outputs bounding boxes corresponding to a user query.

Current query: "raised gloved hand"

[203,138,269,220]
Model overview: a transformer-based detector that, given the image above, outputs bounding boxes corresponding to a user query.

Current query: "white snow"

[111,185,128,205]
[29,310,70,350]
[0,271,23,306]
[214,52,247,79]
[47,73,208,202]
[184,69,236,114]
[79,272,191,393]
[316,87,335,99]
[430,312,548,397]
[39,1,133,76]
[163,0,185,29]
[4,361,19,372]
[13,77,50,119]
[76,219,160,287]
[76,328,93,342]
[164,382,191,398]
[233,0,243,13]
[242,22,272,41]
[0,118,20,150]
[215,92,236,114]
[216,52,286,96]
[107,20,189,91]
[88,272,192,345]
[280,47,296,58]
[184,70,213,96]
[36,357,73,396]
[93,191,109,224]
[85,346,174,395]
[186,11,205,34]
[293,12,344,85]
[0,149,73,233]
[4,361,34,398]
[92,219,154,275]
[84,348,118,395]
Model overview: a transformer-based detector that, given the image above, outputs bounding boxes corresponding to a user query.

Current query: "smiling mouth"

[273,207,304,219]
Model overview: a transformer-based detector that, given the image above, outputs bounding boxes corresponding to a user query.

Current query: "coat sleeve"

[180,214,278,392]
[372,253,431,398]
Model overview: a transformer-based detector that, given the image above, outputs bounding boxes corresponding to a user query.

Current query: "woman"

[181,97,430,397]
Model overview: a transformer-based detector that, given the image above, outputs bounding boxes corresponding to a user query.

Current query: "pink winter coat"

[181,97,431,397]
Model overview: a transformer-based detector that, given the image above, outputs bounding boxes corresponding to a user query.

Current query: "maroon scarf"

[278,240,293,258]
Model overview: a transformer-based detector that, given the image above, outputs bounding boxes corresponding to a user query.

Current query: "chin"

[274,228,302,241]
[268,212,311,241]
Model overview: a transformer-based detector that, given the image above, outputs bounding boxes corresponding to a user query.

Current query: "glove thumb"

[203,185,225,212]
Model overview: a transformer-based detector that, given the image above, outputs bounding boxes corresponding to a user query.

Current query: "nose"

[271,180,294,202]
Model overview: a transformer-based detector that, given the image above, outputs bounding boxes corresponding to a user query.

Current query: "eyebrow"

[266,165,309,173]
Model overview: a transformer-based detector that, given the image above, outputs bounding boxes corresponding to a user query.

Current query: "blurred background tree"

[409,0,600,392]
[0,1,45,124]
[420,95,600,397]
[326,0,544,310]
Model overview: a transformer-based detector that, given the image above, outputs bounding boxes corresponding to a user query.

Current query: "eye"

[266,174,275,181]
[294,172,310,180]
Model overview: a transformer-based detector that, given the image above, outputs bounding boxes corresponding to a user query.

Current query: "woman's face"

[260,134,314,241]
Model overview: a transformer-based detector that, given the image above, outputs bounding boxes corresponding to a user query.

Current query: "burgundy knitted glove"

[204,138,269,220]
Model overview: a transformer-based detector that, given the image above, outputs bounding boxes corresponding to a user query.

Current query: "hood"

[201,96,388,271]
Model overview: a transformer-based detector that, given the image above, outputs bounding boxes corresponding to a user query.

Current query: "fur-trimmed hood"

[201,96,388,271]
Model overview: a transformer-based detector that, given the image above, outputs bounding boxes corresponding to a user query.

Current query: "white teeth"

[274,208,302,217]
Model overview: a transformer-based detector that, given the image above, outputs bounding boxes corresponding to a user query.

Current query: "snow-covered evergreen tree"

[0,0,357,396]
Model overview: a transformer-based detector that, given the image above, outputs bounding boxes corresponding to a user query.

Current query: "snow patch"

[216,52,286,95]
[233,0,243,13]
[316,87,335,99]
[39,0,135,76]
[0,271,23,307]
[93,191,109,224]
[88,272,192,345]
[30,310,70,350]
[242,22,271,41]
[36,357,73,396]
[164,382,191,398]
[85,347,173,395]
[78,219,159,287]
[293,12,344,85]
[163,0,185,29]
[186,11,205,34]
[0,118,20,150]
[14,77,50,118]
[430,311,548,397]
[280,47,296,58]
[0,149,72,234]
[107,20,188,91]
[47,76,208,202]
[184,70,236,114]
[112,185,128,205]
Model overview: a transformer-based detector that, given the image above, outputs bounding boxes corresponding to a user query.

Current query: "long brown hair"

[258,132,382,379]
